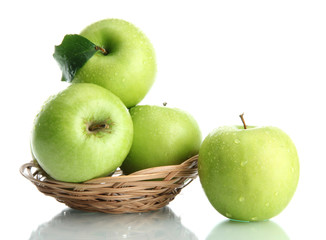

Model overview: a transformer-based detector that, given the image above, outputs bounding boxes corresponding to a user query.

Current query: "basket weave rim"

[20,154,198,186]
[19,155,198,213]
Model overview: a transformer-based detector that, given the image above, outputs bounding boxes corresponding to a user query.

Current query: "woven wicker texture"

[20,155,198,214]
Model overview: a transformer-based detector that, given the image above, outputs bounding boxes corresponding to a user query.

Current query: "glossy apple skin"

[31,83,133,182]
[120,105,202,174]
[72,19,156,108]
[198,126,299,221]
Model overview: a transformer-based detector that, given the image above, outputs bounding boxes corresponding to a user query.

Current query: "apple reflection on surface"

[29,207,198,240]
[206,220,289,240]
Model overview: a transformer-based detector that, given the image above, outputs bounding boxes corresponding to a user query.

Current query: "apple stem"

[88,123,110,132]
[239,113,247,129]
[163,102,167,106]
[95,46,108,55]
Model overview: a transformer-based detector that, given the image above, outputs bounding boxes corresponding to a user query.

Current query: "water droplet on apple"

[265,202,270,207]
[234,139,240,144]
[238,196,245,202]
[240,161,248,167]
[291,167,295,173]
[226,212,232,217]
[274,191,279,196]
[114,72,118,76]
[251,217,258,221]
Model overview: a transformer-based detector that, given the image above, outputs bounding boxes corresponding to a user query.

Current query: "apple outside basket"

[20,155,198,214]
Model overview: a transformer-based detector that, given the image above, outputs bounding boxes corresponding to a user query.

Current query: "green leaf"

[53,34,98,83]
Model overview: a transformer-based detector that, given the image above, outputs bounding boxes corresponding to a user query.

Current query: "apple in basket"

[30,83,133,182]
[53,18,156,108]
[120,105,202,174]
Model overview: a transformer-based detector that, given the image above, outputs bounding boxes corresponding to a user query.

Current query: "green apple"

[31,83,133,182]
[198,121,299,221]
[72,18,156,108]
[120,105,202,174]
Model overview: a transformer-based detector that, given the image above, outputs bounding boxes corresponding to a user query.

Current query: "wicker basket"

[20,155,198,214]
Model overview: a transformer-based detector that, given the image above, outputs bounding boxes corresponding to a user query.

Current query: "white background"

[1,0,325,239]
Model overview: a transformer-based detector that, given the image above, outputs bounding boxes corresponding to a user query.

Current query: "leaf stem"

[239,113,247,129]
[95,46,108,55]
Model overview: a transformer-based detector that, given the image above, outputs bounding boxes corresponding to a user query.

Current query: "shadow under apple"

[206,220,289,240]
[29,207,197,240]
